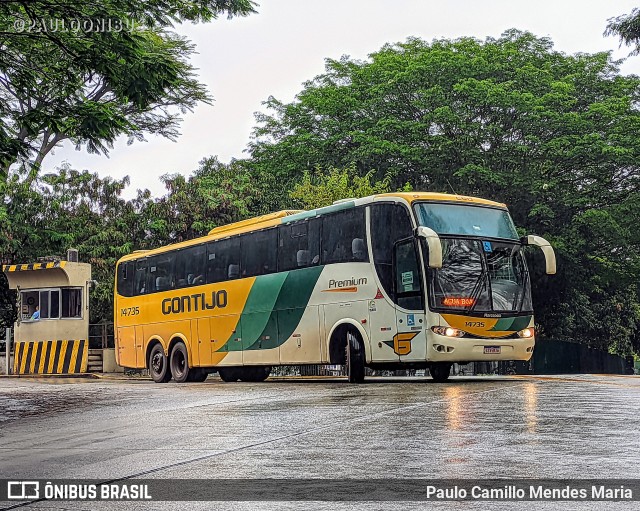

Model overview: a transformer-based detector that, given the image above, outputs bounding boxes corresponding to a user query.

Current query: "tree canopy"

[0,0,256,181]
[249,30,640,353]
[0,27,638,356]
[606,7,640,54]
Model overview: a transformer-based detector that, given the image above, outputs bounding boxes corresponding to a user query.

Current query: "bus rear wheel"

[430,363,452,383]
[149,344,171,383]
[169,342,190,383]
[346,330,365,383]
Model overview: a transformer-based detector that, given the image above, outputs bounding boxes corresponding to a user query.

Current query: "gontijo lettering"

[162,290,227,315]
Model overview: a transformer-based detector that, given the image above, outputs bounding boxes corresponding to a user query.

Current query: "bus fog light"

[517,327,534,338]
[432,326,464,337]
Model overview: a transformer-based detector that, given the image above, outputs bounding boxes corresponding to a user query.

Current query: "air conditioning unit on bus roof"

[332,198,357,205]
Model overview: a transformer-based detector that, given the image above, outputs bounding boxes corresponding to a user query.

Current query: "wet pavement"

[0,374,639,510]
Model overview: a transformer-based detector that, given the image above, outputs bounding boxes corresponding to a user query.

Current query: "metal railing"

[1,327,12,375]
[89,322,114,349]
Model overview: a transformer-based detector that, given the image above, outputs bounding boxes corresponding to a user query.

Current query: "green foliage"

[290,164,411,209]
[606,8,640,55]
[147,156,260,243]
[0,157,259,322]
[0,0,256,180]
[250,31,640,354]
[0,164,148,322]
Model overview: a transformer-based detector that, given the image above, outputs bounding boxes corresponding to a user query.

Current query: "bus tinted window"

[278,218,321,271]
[134,259,148,295]
[207,237,241,283]
[148,255,173,293]
[175,245,207,288]
[242,228,277,277]
[117,261,134,297]
[321,208,368,264]
[371,203,413,297]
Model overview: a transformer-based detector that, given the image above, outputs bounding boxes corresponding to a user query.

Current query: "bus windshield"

[413,202,519,240]
[426,239,533,313]
[414,202,531,313]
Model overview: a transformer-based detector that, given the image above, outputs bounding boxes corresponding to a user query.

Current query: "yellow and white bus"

[114,192,555,383]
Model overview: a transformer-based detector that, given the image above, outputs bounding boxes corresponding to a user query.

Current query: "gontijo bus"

[114,192,555,383]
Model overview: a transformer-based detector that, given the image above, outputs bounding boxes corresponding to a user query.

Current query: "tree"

[249,31,640,353]
[606,8,640,54]
[0,0,256,181]
[0,164,152,322]
[148,156,260,244]
[0,155,260,324]
[289,164,410,210]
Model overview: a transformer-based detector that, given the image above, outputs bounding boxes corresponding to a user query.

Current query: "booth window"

[20,288,82,320]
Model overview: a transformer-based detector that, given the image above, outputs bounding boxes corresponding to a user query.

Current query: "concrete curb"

[0,373,100,379]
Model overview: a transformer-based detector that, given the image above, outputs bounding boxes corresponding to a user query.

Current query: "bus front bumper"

[427,336,535,362]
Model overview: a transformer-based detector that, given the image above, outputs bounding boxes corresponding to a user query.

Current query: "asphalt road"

[0,374,639,510]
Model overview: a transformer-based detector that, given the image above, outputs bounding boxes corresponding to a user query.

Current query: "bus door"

[116,326,137,367]
[367,294,399,363]
[393,238,427,361]
[196,318,212,366]
[199,314,242,366]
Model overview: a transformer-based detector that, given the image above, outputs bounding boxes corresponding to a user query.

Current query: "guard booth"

[3,250,91,375]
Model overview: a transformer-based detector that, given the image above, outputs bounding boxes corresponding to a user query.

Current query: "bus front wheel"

[169,342,190,383]
[149,344,171,383]
[430,363,452,383]
[346,330,365,383]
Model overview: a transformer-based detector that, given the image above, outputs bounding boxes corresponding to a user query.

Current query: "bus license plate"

[484,346,501,354]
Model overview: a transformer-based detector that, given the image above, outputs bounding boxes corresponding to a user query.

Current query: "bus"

[114,192,555,383]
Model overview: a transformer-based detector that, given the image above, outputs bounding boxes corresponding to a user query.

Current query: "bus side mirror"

[416,226,442,269]
[521,235,556,275]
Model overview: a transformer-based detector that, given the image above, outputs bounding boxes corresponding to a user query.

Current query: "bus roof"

[117,192,507,263]
[374,192,506,208]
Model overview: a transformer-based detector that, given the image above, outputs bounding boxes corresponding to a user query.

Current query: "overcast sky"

[47,0,640,198]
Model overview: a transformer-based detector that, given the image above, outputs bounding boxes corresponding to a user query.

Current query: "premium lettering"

[328,277,367,288]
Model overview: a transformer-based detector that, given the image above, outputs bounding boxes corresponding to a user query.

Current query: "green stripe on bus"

[282,201,354,224]
[489,316,532,332]
[221,272,288,351]
[272,265,324,342]
[509,316,532,332]
[246,265,324,351]
[219,266,325,352]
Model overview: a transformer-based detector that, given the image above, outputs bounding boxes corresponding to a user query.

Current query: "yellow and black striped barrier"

[12,340,88,375]
[2,261,66,272]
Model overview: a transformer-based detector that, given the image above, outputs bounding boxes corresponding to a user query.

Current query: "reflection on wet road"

[0,374,638,509]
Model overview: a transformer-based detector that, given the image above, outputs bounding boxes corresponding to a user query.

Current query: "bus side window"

[134,259,148,295]
[321,207,368,265]
[117,261,135,297]
[175,245,206,288]
[278,218,321,271]
[242,228,277,277]
[147,254,174,293]
[174,249,188,288]
[207,237,240,283]
[370,203,413,299]
[393,239,424,310]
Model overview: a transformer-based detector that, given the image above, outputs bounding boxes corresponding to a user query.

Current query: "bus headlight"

[517,327,535,338]
[432,326,465,338]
